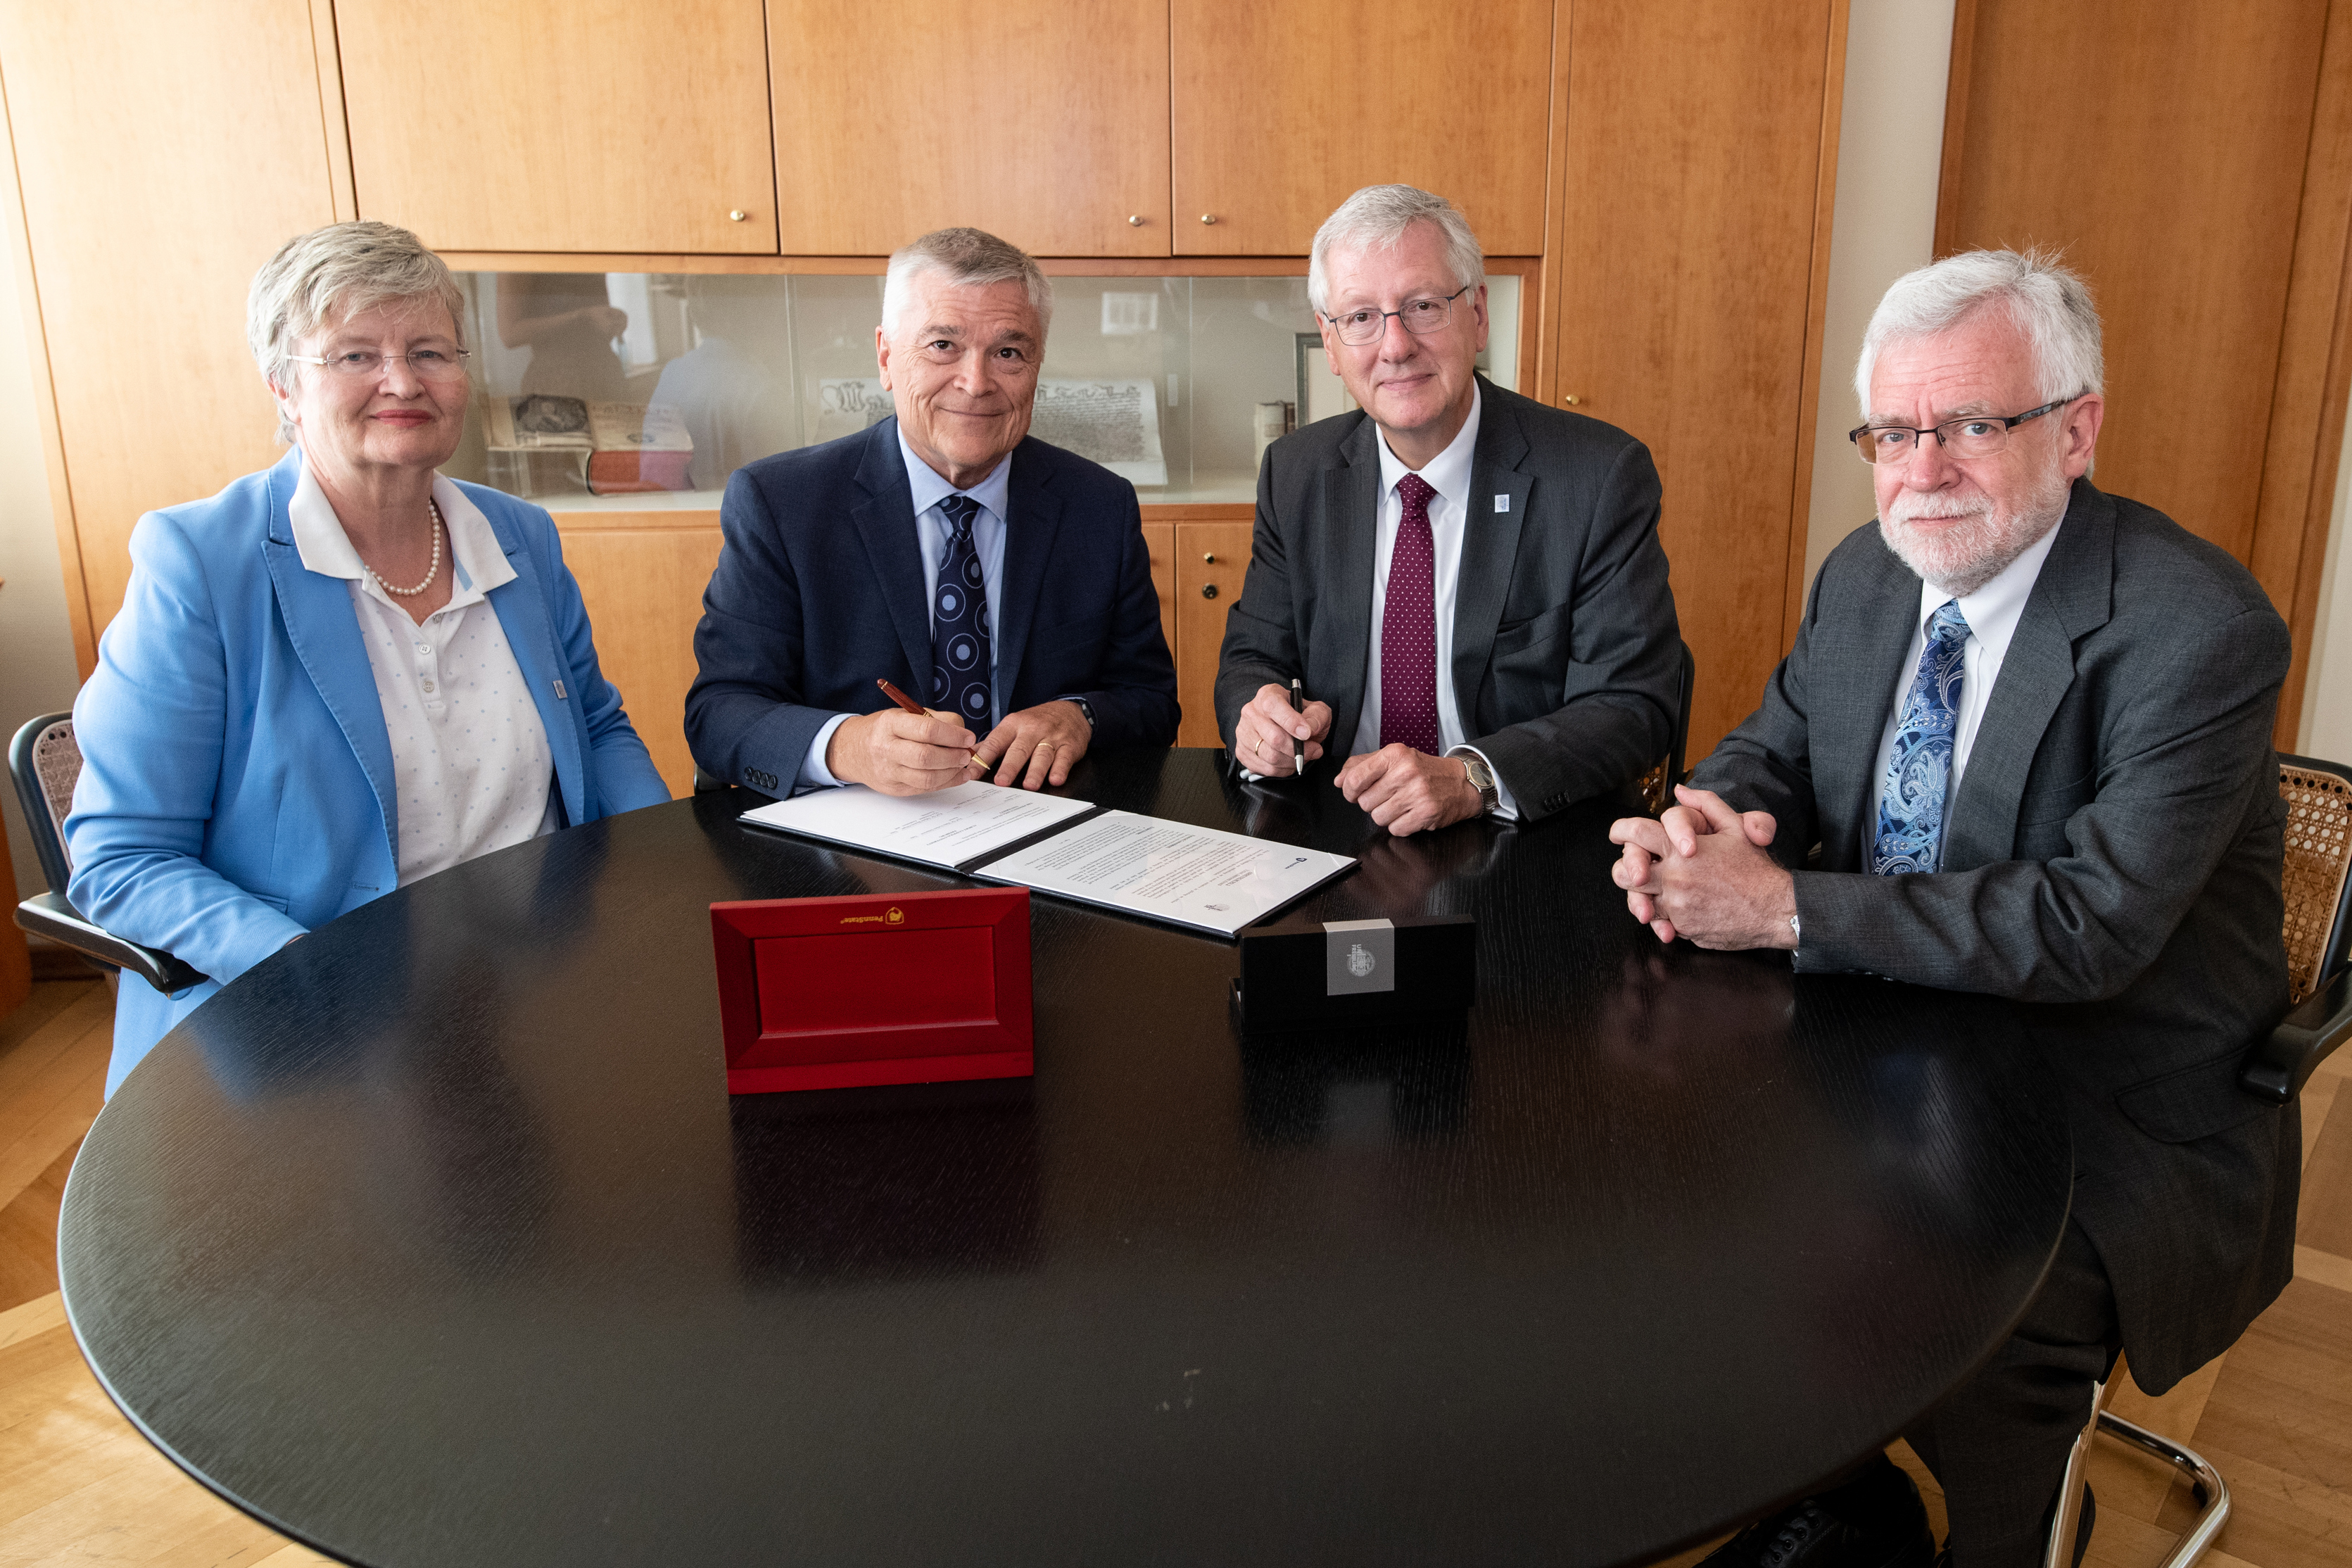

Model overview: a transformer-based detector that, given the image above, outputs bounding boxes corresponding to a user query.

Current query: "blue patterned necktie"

[1872,600,1972,875]
[930,493,992,728]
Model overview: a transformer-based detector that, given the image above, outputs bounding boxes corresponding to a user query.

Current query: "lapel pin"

[553,680,567,700]
[1494,495,1510,513]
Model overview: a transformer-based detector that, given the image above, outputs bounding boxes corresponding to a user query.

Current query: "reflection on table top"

[61,748,2069,1568]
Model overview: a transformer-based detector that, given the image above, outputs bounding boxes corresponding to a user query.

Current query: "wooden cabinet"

[1171,0,1553,256]
[337,0,777,254]
[1548,0,1842,759]
[554,516,724,797]
[1937,0,2352,743]
[771,0,1169,257]
[0,0,343,655]
[1140,522,1177,668]
[1172,520,1255,746]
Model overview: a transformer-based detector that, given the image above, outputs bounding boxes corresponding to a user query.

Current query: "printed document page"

[981,811,1355,937]
[740,783,1096,871]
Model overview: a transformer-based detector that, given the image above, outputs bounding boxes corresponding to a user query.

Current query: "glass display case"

[442,270,1524,511]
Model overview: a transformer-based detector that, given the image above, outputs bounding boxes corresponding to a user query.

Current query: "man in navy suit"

[687,227,1179,797]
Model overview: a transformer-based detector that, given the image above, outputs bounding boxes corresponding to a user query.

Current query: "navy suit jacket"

[687,419,1179,791]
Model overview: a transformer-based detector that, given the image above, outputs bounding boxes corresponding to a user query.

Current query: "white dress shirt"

[1869,518,2066,829]
[289,457,558,887]
[797,433,1012,790]
[1346,385,1519,818]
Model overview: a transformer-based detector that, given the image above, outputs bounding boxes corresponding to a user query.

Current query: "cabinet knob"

[1202,552,1216,563]
[1200,213,1218,225]
[1201,583,1220,600]
[728,210,749,222]
[1561,394,1581,406]
[1128,215,1145,227]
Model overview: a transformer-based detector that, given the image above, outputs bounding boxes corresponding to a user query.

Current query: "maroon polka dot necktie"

[1380,472,1441,754]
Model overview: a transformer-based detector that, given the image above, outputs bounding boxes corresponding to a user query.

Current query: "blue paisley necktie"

[1872,600,1971,875]
[930,493,993,728]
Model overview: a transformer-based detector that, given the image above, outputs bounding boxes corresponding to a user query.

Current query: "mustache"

[1887,492,1994,524]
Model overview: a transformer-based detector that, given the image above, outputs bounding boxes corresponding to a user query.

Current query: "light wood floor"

[0,978,2342,1567]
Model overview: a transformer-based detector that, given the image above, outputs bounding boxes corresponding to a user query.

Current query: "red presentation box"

[711,887,1034,1094]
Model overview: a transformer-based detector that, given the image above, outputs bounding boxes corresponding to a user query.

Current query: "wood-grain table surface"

[57,747,2071,1567]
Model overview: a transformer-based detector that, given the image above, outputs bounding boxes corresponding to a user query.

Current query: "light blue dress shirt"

[796,430,1011,788]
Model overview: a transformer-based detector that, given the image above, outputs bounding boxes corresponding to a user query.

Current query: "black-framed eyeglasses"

[288,347,474,383]
[1322,286,1471,346]
[1849,395,2081,465]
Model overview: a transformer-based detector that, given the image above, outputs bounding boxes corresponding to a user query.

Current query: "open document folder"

[739,786,1355,938]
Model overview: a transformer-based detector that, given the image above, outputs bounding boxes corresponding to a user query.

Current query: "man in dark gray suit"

[1215,184,1681,835]
[1611,251,2297,1568]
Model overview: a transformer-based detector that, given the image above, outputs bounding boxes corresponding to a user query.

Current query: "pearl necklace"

[368,498,444,598]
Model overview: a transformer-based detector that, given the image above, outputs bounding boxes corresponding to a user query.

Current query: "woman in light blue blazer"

[67,222,670,1096]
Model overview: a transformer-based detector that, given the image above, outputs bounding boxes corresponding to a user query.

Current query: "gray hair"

[248,220,468,442]
[1855,247,2104,415]
[880,227,1054,338]
[1307,184,1484,315]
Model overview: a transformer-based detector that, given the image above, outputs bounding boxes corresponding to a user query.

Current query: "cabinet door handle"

[728,210,749,222]
[1561,394,1581,406]
[1128,215,1145,227]
[1201,584,1220,600]
[1202,552,1216,563]
[1200,213,1218,225]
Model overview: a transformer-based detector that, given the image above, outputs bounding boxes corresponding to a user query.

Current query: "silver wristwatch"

[1456,752,1500,814]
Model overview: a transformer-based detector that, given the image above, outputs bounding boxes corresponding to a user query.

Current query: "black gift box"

[1229,915,1477,1033]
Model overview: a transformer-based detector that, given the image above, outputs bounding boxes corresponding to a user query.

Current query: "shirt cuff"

[1451,745,1521,821]
[797,714,853,791]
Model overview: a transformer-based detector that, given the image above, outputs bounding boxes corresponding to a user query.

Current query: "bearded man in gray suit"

[1610,251,2298,1568]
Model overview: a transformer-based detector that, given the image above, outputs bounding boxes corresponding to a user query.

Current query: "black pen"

[1289,678,1306,773]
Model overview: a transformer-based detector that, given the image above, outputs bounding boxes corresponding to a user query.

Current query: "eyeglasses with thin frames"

[1321,286,1472,347]
[1849,394,2082,465]
[287,347,474,382]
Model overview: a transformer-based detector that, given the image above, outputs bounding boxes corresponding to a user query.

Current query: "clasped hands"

[826,700,1092,797]
[1607,784,1799,949]
[1235,682,1482,837]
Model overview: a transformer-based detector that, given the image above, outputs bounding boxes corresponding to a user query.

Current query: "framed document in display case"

[711,887,1034,1094]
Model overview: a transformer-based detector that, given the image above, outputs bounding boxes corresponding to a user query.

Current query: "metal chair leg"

[2043,1377,2104,1568]
[2093,1410,2230,1568]
[2040,1382,2230,1568]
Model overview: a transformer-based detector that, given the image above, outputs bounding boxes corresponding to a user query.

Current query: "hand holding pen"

[1235,680,1333,778]
[818,679,978,797]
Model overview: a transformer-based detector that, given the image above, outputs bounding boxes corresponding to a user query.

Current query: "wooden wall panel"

[1172,0,1553,256]
[773,0,1169,258]
[1937,0,2352,745]
[0,0,340,645]
[1549,0,1841,759]
[554,517,723,798]
[337,0,776,254]
[1937,0,2326,566]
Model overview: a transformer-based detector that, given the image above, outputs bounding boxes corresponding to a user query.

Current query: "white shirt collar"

[1374,381,1482,505]
[1918,514,2064,655]
[289,450,515,600]
[896,422,1013,524]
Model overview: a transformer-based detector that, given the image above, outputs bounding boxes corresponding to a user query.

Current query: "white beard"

[1880,463,2072,597]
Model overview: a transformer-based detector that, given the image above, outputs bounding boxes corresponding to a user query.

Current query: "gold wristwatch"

[1456,752,1500,814]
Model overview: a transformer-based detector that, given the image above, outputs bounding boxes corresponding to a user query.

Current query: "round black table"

[59,748,2070,1568]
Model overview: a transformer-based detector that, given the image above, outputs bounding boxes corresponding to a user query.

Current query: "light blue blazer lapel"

[1942,483,2114,872]
[479,505,588,828]
[1455,381,1533,726]
[259,454,400,859]
[849,418,936,697]
[993,438,1063,716]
